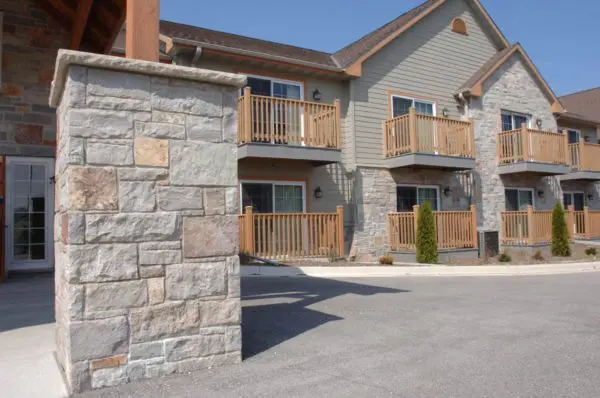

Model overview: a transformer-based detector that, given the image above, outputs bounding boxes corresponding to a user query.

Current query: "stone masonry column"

[49,50,246,393]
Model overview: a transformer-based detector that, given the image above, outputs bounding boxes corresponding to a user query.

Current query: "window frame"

[565,128,581,144]
[504,187,535,211]
[239,180,306,214]
[501,110,532,131]
[563,191,585,210]
[390,94,437,118]
[244,74,305,100]
[396,184,441,212]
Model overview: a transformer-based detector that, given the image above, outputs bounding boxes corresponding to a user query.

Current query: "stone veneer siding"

[51,51,245,393]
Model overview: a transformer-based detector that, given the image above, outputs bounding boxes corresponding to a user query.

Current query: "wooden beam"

[70,0,94,50]
[126,0,159,61]
[102,0,127,54]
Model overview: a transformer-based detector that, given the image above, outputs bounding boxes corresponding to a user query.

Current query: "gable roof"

[558,87,600,124]
[457,43,564,112]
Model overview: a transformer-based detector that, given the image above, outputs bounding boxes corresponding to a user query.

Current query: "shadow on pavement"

[241,276,408,359]
[0,273,55,332]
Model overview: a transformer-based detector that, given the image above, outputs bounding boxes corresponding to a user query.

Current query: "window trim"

[501,110,531,131]
[239,179,307,213]
[396,184,441,211]
[504,187,535,210]
[244,74,305,100]
[390,94,437,118]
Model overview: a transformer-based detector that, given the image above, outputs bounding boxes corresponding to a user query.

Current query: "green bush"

[532,250,544,261]
[416,201,438,264]
[585,247,598,257]
[551,202,571,257]
[379,254,394,265]
[498,251,512,263]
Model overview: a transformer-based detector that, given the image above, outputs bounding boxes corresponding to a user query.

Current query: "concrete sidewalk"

[241,262,600,278]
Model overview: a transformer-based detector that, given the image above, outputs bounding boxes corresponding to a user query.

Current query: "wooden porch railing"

[568,137,600,172]
[501,205,577,245]
[572,206,600,239]
[497,124,568,165]
[237,87,341,149]
[388,205,478,251]
[239,206,344,259]
[383,107,475,158]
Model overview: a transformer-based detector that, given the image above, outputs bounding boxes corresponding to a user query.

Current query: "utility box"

[478,231,499,258]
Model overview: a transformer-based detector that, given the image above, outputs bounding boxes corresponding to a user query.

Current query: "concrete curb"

[241,262,600,278]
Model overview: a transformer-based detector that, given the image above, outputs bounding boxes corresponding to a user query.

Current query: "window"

[505,188,534,211]
[563,192,585,211]
[567,129,580,144]
[451,17,467,35]
[245,76,303,100]
[501,110,531,131]
[241,181,305,213]
[391,95,435,118]
[396,185,439,211]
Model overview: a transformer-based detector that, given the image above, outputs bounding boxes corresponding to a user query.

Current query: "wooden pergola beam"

[70,0,94,50]
[126,0,160,62]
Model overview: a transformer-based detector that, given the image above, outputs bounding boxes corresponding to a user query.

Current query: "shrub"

[585,247,598,257]
[416,201,438,264]
[551,202,571,257]
[379,254,394,265]
[532,250,544,261]
[498,251,512,263]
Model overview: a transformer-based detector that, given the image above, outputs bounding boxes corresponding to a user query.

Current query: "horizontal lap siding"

[353,0,499,167]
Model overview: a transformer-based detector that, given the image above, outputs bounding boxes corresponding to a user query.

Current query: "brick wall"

[0,0,70,156]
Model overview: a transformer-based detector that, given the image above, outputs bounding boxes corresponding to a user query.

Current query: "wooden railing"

[239,206,344,259]
[388,205,477,251]
[501,205,577,245]
[237,87,341,149]
[497,124,568,165]
[572,207,600,239]
[569,138,600,172]
[383,107,475,158]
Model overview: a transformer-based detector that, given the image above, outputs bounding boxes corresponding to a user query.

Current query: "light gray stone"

[135,121,185,139]
[147,362,177,379]
[164,335,225,362]
[66,213,85,244]
[186,115,222,142]
[119,181,156,212]
[130,342,164,360]
[85,280,148,312]
[139,250,181,265]
[151,84,222,116]
[225,326,242,353]
[169,140,236,186]
[204,188,225,215]
[130,302,199,343]
[140,241,181,250]
[139,265,165,279]
[133,112,152,122]
[70,317,129,361]
[88,68,150,100]
[157,186,203,211]
[69,109,133,139]
[227,256,241,299]
[175,352,240,374]
[165,262,227,300]
[222,114,236,143]
[118,168,168,182]
[225,187,238,215]
[68,137,85,164]
[86,213,179,243]
[152,110,185,125]
[199,299,241,327]
[91,366,128,389]
[183,216,238,258]
[69,244,138,283]
[147,277,165,304]
[127,361,147,381]
[86,142,133,166]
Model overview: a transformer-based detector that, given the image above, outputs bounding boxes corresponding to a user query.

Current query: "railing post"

[469,117,475,158]
[334,99,341,149]
[521,123,529,162]
[382,120,388,158]
[242,87,252,143]
[470,204,478,249]
[409,107,417,153]
[336,206,344,258]
[413,205,420,244]
[567,204,575,240]
[578,135,586,171]
[584,205,591,240]
[527,205,534,246]
[245,205,254,256]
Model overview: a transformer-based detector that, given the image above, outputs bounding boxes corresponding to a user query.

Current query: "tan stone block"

[135,137,168,167]
[183,216,238,258]
[68,166,118,210]
[90,354,128,370]
[147,278,165,305]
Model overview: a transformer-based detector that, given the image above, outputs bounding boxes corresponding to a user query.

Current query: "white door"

[5,157,54,271]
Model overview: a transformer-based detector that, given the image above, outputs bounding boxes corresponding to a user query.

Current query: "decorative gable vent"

[451,17,467,35]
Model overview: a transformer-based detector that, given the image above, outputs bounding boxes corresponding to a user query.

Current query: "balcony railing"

[237,87,341,149]
[388,205,478,251]
[572,207,600,239]
[239,206,344,259]
[497,124,568,165]
[569,139,600,172]
[383,108,475,158]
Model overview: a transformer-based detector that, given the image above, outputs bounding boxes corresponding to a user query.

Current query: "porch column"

[50,50,245,393]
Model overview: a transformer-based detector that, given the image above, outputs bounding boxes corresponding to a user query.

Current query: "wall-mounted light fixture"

[537,189,544,198]
[312,89,322,101]
[536,118,543,129]
[442,108,449,118]
[443,187,451,197]
[588,193,594,201]
[314,186,323,199]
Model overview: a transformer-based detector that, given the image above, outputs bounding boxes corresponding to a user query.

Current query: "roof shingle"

[559,88,600,124]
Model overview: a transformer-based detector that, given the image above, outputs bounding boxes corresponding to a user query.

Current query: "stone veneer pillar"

[49,50,246,393]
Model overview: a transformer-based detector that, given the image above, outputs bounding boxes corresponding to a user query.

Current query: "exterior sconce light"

[588,193,594,201]
[537,189,544,198]
[312,89,322,101]
[443,187,451,197]
[314,186,323,199]
[442,108,449,118]
[536,118,543,129]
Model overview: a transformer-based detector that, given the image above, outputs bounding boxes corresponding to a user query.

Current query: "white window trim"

[396,184,441,211]
[245,74,304,100]
[505,187,536,209]
[239,180,307,213]
[501,110,532,130]
[391,94,437,117]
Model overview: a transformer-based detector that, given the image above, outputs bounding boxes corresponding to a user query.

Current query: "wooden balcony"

[237,88,341,165]
[497,124,570,175]
[383,108,475,170]
[239,206,344,260]
[561,138,600,181]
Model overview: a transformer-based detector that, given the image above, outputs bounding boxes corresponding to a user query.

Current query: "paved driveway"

[80,273,600,397]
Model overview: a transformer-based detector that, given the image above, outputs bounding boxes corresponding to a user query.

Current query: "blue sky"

[161,0,599,96]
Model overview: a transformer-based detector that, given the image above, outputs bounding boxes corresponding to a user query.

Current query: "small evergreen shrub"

[585,247,598,257]
[416,201,438,264]
[379,254,394,265]
[498,251,512,263]
[551,202,571,257]
[532,250,544,261]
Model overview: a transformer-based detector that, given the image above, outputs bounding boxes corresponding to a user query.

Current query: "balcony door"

[505,188,534,211]
[391,95,436,153]
[240,181,305,214]
[396,185,440,212]
[563,192,584,211]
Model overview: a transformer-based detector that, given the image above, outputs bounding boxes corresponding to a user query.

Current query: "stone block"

[91,366,128,389]
[225,188,237,214]
[225,326,242,353]
[69,109,134,139]
[135,121,185,139]
[64,213,85,244]
[157,186,203,211]
[204,188,225,215]
[90,355,128,370]
[164,335,226,362]
[85,280,148,312]
[151,84,222,116]
[227,257,241,299]
[127,360,147,381]
[118,168,168,182]
[86,213,179,243]
[15,124,43,144]
[169,140,236,186]
[175,352,240,374]
[165,262,227,300]
[68,138,85,165]
[147,278,165,305]
[68,166,118,211]
[87,69,150,111]
[70,317,129,361]
[135,137,168,167]
[139,250,181,265]
[130,342,164,361]
[140,241,181,250]
[86,142,133,166]
[119,181,156,212]
[139,265,165,279]
[183,216,238,258]
[152,110,185,125]
[130,302,199,343]
[69,244,138,283]
[199,299,241,327]
[186,115,222,142]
